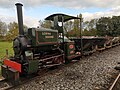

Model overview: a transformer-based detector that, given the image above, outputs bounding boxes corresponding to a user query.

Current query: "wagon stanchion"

[79,14,83,56]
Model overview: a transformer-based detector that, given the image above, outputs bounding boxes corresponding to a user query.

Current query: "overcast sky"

[0,0,120,27]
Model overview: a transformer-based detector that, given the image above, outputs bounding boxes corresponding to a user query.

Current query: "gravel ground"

[14,46,120,90]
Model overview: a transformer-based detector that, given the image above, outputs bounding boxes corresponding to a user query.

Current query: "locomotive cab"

[45,13,81,61]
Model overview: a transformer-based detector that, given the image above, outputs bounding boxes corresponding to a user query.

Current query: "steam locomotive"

[1,3,120,84]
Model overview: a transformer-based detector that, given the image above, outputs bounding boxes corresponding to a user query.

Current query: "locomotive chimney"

[15,3,24,35]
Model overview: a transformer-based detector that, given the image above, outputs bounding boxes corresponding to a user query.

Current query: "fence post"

[6,48,8,58]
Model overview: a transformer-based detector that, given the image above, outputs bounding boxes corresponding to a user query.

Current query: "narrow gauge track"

[0,45,120,90]
[11,63,79,90]
[10,46,120,90]
[1,64,72,90]
[0,68,49,90]
[0,62,79,90]
[0,79,13,90]
[109,73,120,90]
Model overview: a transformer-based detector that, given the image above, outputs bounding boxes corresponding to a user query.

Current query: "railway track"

[0,46,119,90]
[0,63,77,90]
[109,73,120,90]
[0,67,55,90]
[0,78,13,90]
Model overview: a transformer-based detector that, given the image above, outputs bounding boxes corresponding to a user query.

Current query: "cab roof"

[45,13,81,22]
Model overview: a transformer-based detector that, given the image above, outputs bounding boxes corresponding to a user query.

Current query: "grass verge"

[0,41,13,76]
[0,41,13,59]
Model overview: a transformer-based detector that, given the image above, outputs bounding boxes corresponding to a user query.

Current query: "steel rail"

[109,73,120,90]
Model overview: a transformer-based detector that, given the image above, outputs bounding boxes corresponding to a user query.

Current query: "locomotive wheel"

[53,55,64,64]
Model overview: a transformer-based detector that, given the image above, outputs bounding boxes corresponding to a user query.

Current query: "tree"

[40,20,52,29]
[111,16,120,36]
[6,22,19,41]
[82,19,97,36]
[64,21,73,37]
[0,20,7,39]
[73,16,80,37]
[88,19,97,30]
[96,16,120,36]
[6,22,28,41]
[96,17,112,36]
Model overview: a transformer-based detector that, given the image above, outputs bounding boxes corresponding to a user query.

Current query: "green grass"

[0,66,2,77]
[0,42,13,76]
[0,42,13,59]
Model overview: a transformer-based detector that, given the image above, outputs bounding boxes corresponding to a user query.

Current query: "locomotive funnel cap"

[15,3,24,36]
[15,3,23,6]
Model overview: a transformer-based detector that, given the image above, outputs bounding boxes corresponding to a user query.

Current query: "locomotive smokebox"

[15,3,24,36]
